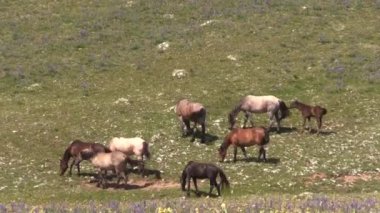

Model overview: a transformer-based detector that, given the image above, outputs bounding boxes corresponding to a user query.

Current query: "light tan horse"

[80,150,129,188]
[175,99,207,143]
[228,95,290,132]
[108,137,150,175]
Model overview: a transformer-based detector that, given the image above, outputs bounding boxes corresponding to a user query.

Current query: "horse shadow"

[225,157,280,165]
[186,131,219,144]
[126,167,162,180]
[269,127,298,134]
[308,129,337,136]
[186,190,219,198]
[88,179,152,190]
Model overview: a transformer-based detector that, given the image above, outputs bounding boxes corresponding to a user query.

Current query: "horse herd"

[59,95,327,196]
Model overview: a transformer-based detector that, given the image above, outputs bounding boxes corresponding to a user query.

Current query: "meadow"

[0,0,380,211]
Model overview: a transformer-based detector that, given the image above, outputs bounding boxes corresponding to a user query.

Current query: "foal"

[175,99,207,143]
[219,127,269,162]
[59,140,111,176]
[81,150,129,189]
[290,100,327,134]
[181,161,230,197]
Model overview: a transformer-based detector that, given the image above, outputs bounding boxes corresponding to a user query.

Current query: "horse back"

[109,137,144,155]
[176,99,205,121]
[242,95,280,112]
[230,127,267,146]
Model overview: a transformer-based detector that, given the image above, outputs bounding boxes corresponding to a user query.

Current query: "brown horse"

[59,140,111,176]
[289,100,327,134]
[219,127,269,162]
[228,95,290,132]
[175,99,207,143]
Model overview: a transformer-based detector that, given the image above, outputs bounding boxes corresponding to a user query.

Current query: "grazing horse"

[108,137,150,175]
[80,150,129,189]
[290,100,327,134]
[175,99,207,143]
[219,127,269,162]
[59,140,111,176]
[228,95,290,132]
[181,161,230,197]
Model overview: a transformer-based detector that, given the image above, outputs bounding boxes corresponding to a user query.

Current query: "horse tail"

[321,107,327,115]
[218,168,230,190]
[103,146,112,153]
[277,100,290,120]
[142,142,151,160]
[198,108,207,123]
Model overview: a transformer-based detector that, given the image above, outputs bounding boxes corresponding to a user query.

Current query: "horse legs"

[267,112,276,131]
[307,117,312,133]
[243,112,253,128]
[193,178,200,196]
[240,147,248,160]
[316,117,322,134]
[183,119,192,136]
[258,147,266,162]
[200,122,206,143]
[138,155,145,177]
[274,112,281,132]
[233,146,238,162]
[301,117,307,133]
[186,177,191,196]
[69,157,82,176]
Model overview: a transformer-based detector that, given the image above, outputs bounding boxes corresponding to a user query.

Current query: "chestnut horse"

[228,95,290,132]
[108,137,150,175]
[181,161,230,197]
[59,140,111,176]
[219,127,269,162]
[290,100,327,134]
[175,99,207,143]
[80,150,129,189]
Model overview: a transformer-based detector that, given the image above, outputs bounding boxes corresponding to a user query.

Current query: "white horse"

[108,137,151,175]
[228,95,290,132]
[80,150,129,188]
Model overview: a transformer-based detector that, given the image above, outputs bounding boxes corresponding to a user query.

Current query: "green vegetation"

[0,0,379,205]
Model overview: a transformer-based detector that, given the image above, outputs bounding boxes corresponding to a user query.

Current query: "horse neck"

[221,137,232,151]
[61,146,72,164]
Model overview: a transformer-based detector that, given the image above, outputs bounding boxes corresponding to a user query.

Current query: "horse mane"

[278,100,290,120]
[228,102,242,126]
[61,144,72,163]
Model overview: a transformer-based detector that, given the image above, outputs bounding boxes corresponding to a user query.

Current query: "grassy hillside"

[0,0,379,205]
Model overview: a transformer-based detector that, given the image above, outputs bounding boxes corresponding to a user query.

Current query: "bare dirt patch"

[305,172,380,186]
[82,179,180,191]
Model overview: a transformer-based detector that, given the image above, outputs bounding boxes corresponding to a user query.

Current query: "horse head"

[289,99,299,109]
[218,145,227,162]
[59,159,68,176]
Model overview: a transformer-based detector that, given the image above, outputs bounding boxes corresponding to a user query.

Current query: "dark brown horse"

[59,140,111,176]
[181,161,230,197]
[219,127,269,162]
[175,99,207,143]
[289,100,327,134]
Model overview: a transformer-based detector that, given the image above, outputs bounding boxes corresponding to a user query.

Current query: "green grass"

[0,0,380,205]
